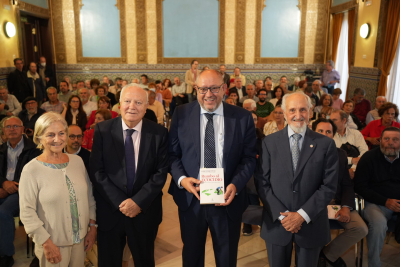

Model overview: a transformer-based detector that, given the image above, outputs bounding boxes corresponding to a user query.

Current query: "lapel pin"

[310,145,314,148]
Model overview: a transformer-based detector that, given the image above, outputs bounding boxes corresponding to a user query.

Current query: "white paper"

[327,205,342,220]
[199,168,225,204]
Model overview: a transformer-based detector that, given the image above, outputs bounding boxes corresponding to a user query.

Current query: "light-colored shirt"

[286,125,310,224]
[334,127,368,168]
[236,87,244,100]
[321,69,341,87]
[82,101,97,117]
[64,147,81,155]
[178,103,225,187]
[122,119,142,172]
[58,91,73,103]
[0,94,22,116]
[6,137,24,181]
[366,109,380,125]
[41,100,65,114]
[263,121,287,136]
[269,98,279,107]
[148,100,164,124]
[171,82,187,96]
[239,95,259,103]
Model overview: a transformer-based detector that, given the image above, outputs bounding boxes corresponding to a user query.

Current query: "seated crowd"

[0,58,399,267]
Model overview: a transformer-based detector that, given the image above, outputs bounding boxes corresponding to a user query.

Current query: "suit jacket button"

[293,191,296,193]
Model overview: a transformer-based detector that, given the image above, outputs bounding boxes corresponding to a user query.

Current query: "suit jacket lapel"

[278,126,294,179]
[136,119,152,183]
[189,102,201,167]
[223,103,236,168]
[111,117,126,173]
[294,128,317,181]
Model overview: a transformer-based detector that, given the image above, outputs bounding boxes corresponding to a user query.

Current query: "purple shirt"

[321,69,341,87]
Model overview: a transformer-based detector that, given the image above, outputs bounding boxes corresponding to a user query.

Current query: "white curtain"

[386,37,400,107]
[334,11,349,101]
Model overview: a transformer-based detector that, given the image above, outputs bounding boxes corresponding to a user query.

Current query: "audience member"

[122,79,128,87]
[297,80,307,92]
[64,124,90,172]
[82,109,112,151]
[27,62,46,104]
[112,91,121,115]
[139,74,149,89]
[354,127,400,267]
[361,102,400,149]
[19,112,96,267]
[85,79,91,90]
[330,109,368,178]
[41,87,65,114]
[147,90,164,124]
[255,80,266,96]
[148,82,162,103]
[90,85,106,103]
[169,69,256,267]
[89,79,100,97]
[7,58,29,103]
[352,88,372,125]
[63,76,74,91]
[230,67,247,85]
[0,87,22,117]
[0,118,7,145]
[342,100,363,130]
[62,95,88,132]
[220,64,230,87]
[321,60,340,95]
[79,88,97,117]
[240,84,259,103]
[58,80,73,103]
[312,118,368,267]
[274,76,288,91]
[289,77,301,91]
[102,76,110,87]
[320,106,333,119]
[90,85,168,267]
[18,97,46,139]
[243,99,257,112]
[366,96,387,125]
[304,87,319,105]
[263,104,287,136]
[233,78,247,100]
[254,92,338,266]
[256,89,274,120]
[228,89,242,107]
[132,78,139,84]
[37,56,55,89]
[225,97,235,105]
[312,80,327,101]
[314,94,333,113]
[185,60,200,103]
[0,116,41,267]
[100,82,117,107]
[109,78,123,95]
[332,88,343,110]
[86,96,118,129]
[163,78,173,91]
[269,86,285,107]
[76,80,85,89]
[171,77,187,106]
[156,80,172,106]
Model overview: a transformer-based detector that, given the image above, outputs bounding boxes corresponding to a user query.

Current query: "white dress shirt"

[285,125,311,224]
[122,119,142,172]
[333,127,368,168]
[178,103,224,187]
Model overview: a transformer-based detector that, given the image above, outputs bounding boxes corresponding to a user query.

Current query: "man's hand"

[6,112,13,117]
[43,238,61,264]
[336,207,351,223]
[2,181,19,194]
[352,157,360,165]
[385,199,400,212]
[45,77,50,82]
[217,183,237,206]
[0,188,9,199]
[179,94,185,98]
[349,168,355,179]
[280,212,305,233]
[181,177,201,200]
[0,103,5,112]
[119,199,141,218]
[366,137,380,145]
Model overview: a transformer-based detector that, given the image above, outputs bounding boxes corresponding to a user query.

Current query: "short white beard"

[288,122,307,133]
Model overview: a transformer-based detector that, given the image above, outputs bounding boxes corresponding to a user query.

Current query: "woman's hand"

[62,103,68,110]
[43,238,61,264]
[90,123,95,129]
[84,226,97,252]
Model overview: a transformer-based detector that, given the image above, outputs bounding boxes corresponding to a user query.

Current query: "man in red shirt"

[352,88,371,125]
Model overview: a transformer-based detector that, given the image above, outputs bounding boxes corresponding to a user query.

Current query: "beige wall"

[354,0,381,68]
[0,3,20,68]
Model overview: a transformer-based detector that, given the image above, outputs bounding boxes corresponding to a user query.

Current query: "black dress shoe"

[2,256,14,267]
[29,256,39,267]
[320,250,347,267]
[242,223,253,236]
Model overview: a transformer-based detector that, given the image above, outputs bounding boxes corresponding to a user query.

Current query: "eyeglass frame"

[195,83,225,95]
[69,134,83,140]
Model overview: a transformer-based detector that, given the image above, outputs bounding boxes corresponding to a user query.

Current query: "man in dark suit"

[64,124,90,172]
[254,92,339,267]
[232,77,247,100]
[90,85,168,267]
[6,58,30,103]
[312,118,368,267]
[169,69,257,267]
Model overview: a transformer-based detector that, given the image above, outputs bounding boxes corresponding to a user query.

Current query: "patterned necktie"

[125,129,136,194]
[291,133,302,172]
[204,113,216,168]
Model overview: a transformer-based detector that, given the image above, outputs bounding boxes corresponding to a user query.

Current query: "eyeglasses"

[69,134,83,140]
[196,84,224,94]
[4,125,23,130]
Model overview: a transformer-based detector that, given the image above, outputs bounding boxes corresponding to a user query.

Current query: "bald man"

[90,85,169,267]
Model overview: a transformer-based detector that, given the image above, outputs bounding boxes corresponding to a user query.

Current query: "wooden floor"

[12,176,400,267]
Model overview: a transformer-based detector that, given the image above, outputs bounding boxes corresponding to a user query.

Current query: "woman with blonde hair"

[19,112,96,266]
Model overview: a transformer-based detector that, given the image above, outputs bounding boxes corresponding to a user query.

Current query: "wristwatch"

[89,223,98,228]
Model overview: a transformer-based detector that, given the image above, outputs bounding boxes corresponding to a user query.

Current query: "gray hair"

[312,80,321,85]
[327,60,335,68]
[33,112,69,150]
[243,99,256,110]
[332,109,349,122]
[294,77,301,82]
[1,116,23,136]
[46,86,57,94]
[119,84,149,103]
[376,96,386,101]
[281,92,313,112]
[235,77,242,82]
[353,88,366,96]
[148,90,156,98]
[78,87,89,95]
[246,84,255,90]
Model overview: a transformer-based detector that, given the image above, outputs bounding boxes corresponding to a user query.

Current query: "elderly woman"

[90,85,106,103]
[263,104,287,136]
[82,109,112,151]
[86,96,118,129]
[314,94,333,113]
[62,95,88,132]
[19,112,96,266]
[361,102,400,148]
[342,100,363,130]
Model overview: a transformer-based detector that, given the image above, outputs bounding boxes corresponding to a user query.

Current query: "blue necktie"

[125,129,136,195]
[291,133,301,172]
[204,113,216,168]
